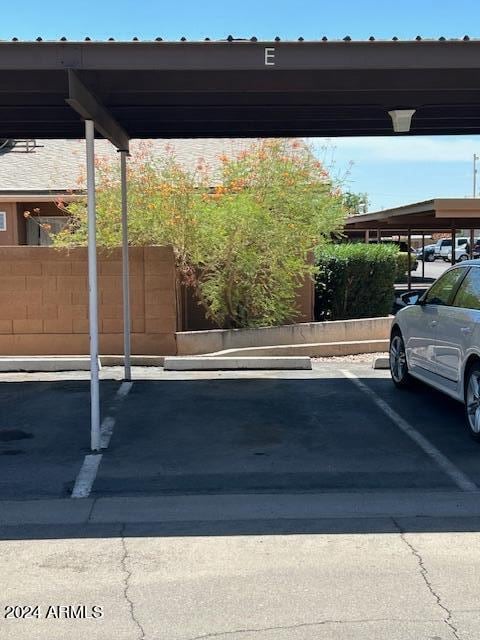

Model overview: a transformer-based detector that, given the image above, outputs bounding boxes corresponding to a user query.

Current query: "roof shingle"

[0,138,257,193]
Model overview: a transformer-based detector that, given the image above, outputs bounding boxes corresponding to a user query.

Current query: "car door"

[429,266,470,383]
[439,239,452,259]
[437,266,480,386]
[407,267,467,375]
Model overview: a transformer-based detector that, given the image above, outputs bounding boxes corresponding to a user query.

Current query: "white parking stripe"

[99,381,133,448]
[117,381,133,398]
[71,454,103,498]
[71,381,134,499]
[100,416,116,449]
[341,369,478,492]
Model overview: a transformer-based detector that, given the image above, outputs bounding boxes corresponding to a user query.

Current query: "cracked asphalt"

[1,518,480,639]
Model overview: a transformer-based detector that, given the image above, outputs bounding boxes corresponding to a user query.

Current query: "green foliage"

[395,252,411,281]
[342,191,369,215]
[315,243,399,320]
[54,140,346,328]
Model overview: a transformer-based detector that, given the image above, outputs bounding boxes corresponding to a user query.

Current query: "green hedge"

[395,252,410,282]
[315,243,399,320]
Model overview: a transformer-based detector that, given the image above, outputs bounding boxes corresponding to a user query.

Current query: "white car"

[447,247,470,263]
[448,240,480,263]
[390,260,480,440]
[434,237,469,261]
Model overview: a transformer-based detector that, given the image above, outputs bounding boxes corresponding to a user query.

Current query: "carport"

[345,198,480,287]
[2,38,480,450]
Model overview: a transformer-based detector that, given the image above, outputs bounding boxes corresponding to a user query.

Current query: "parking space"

[360,368,480,485]
[94,363,477,496]
[415,258,450,282]
[0,378,119,499]
[0,361,477,501]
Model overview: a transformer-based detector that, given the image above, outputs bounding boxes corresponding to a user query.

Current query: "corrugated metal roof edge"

[0,36,478,43]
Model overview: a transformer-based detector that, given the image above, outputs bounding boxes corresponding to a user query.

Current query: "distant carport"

[345,198,480,287]
[2,38,480,450]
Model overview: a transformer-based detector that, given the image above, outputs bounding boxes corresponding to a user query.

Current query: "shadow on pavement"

[2,515,480,541]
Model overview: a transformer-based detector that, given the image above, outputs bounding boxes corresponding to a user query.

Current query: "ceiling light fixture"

[388,109,416,133]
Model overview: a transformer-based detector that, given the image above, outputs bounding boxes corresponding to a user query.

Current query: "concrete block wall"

[0,246,178,355]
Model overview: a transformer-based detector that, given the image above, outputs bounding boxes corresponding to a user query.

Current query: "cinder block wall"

[0,246,178,355]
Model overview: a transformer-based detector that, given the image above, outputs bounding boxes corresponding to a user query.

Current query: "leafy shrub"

[395,252,411,281]
[53,140,346,329]
[315,243,399,320]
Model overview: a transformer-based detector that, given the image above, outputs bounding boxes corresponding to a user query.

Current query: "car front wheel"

[390,332,412,388]
[464,364,480,441]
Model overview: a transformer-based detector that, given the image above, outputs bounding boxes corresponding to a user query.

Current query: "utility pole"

[474,153,479,198]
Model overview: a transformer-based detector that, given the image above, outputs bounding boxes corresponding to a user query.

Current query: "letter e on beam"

[264,47,275,66]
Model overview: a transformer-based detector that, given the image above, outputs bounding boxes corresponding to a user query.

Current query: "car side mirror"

[401,291,421,306]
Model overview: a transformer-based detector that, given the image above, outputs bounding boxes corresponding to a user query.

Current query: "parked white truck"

[434,237,469,261]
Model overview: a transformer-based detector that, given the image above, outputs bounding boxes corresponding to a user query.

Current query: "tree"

[343,191,369,215]
[53,139,346,328]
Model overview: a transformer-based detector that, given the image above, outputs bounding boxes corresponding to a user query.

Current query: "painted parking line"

[100,380,134,448]
[341,369,478,492]
[71,380,134,498]
[71,454,103,498]
[100,416,116,449]
[117,380,133,398]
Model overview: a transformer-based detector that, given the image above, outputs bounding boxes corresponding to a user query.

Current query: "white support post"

[85,120,101,452]
[120,150,131,381]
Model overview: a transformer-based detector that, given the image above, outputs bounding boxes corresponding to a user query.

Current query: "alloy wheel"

[466,372,480,434]
[390,335,407,383]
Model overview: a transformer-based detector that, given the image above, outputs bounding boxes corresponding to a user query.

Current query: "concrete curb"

[206,339,389,358]
[101,355,165,367]
[0,355,165,372]
[373,356,390,370]
[1,491,480,526]
[177,317,393,355]
[0,356,94,372]
[163,356,312,370]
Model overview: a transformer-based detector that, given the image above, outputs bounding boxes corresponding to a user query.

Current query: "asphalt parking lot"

[0,361,478,501]
[0,378,120,499]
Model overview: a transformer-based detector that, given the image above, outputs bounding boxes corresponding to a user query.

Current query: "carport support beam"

[421,232,425,280]
[86,119,101,452]
[120,150,131,381]
[407,228,412,290]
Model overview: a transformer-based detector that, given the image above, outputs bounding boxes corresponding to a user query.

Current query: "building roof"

[1,40,480,139]
[345,199,480,231]
[0,138,255,194]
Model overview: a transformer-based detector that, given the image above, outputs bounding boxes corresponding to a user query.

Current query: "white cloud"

[313,136,480,163]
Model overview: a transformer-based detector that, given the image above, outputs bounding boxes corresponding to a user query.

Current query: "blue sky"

[2,0,480,210]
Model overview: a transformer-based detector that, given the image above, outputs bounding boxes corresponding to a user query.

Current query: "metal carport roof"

[345,199,480,232]
[2,39,480,140]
